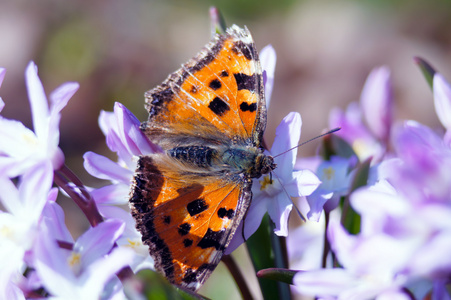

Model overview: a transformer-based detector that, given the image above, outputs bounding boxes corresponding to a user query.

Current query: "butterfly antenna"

[272,171,307,222]
[273,127,341,159]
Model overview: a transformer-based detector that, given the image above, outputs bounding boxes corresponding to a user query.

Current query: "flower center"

[323,167,335,181]
[68,252,81,268]
[0,225,13,238]
[125,238,142,249]
[259,175,273,191]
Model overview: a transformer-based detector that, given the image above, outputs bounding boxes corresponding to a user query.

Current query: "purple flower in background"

[0,62,79,177]
[0,68,5,112]
[433,73,451,145]
[34,217,133,299]
[226,112,320,253]
[330,66,392,162]
[295,120,451,299]
[305,155,355,221]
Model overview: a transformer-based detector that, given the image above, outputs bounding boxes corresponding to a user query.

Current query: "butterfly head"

[250,152,276,178]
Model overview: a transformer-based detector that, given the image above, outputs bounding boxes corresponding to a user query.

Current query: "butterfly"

[129,25,275,291]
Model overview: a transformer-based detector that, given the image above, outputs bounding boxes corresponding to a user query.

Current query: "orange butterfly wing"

[142,25,266,147]
[130,25,272,291]
[131,155,252,290]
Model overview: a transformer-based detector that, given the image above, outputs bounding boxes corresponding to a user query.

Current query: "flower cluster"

[2,36,451,300]
[292,61,451,300]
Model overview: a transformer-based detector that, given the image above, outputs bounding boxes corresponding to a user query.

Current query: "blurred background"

[1,0,451,298]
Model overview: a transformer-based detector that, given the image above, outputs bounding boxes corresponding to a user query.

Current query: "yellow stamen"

[260,175,273,190]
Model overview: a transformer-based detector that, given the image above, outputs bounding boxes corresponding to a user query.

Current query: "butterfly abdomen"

[168,146,218,168]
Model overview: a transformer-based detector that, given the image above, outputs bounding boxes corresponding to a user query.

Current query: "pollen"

[323,167,335,181]
[0,225,12,238]
[125,238,142,249]
[259,175,273,190]
[68,252,81,267]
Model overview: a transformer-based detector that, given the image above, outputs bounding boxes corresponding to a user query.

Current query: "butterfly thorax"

[168,145,275,178]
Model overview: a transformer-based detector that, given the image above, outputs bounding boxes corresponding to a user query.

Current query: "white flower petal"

[260,45,276,108]
[25,62,49,141]
[433,73,451,130]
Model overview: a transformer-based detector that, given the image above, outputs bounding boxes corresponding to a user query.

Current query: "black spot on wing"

[163,216,171,224]
[182,264,216,284]
[197,228,225,250]
[218,208,235,219]
[183,239,193,247]
[220,70,229,77]
[187,198,208,216]
[178,223,191,236]
[208,97,229,116]
[240,102,257,113]
[209,79,222,90]
[234,73,258,92]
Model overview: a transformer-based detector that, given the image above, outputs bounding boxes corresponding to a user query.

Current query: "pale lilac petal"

[47,82,79,150]
[25,62,49,140]
[360,66,392,142]
[91,184,130,205]
[83,151,133,182]
[433,73,451,130]
[286,169,321,197]
[0,68,5,87]
[0,118,36,156]
[260,45,276,108]
[19,161,53,221]
[225,195,268,254]
[81,247,134,298]
[41,202,73,243]
[49,82,79,115]
[34,229,75,294]
[76,219,125,268]
[271,112,302,172]
[376,291,411,300]
[114,102,159,155]
[0,177,20,214]
[0,157,39,178]
[306,191,333,222]
[294,269,357,296]
[0,98,4,112]
[99,110,117,137]
[268,195,292,236]
[106,129,131,161]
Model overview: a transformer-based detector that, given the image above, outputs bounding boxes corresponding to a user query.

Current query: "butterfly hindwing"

[130,155,252,290]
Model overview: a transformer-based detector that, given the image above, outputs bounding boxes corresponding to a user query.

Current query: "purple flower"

[360,66,392,143]
[433,73,451,145]
[84,102,156,270]
[305,155,356,221]
[295,120,451,299]
[34,217,133,299]
[0,67,5,112]
[260,45,276,109]
[226,112,321,253]
[0,62,78,177]
[0,162,53,299]
[329,66,392,162]
[84,102,158,206]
